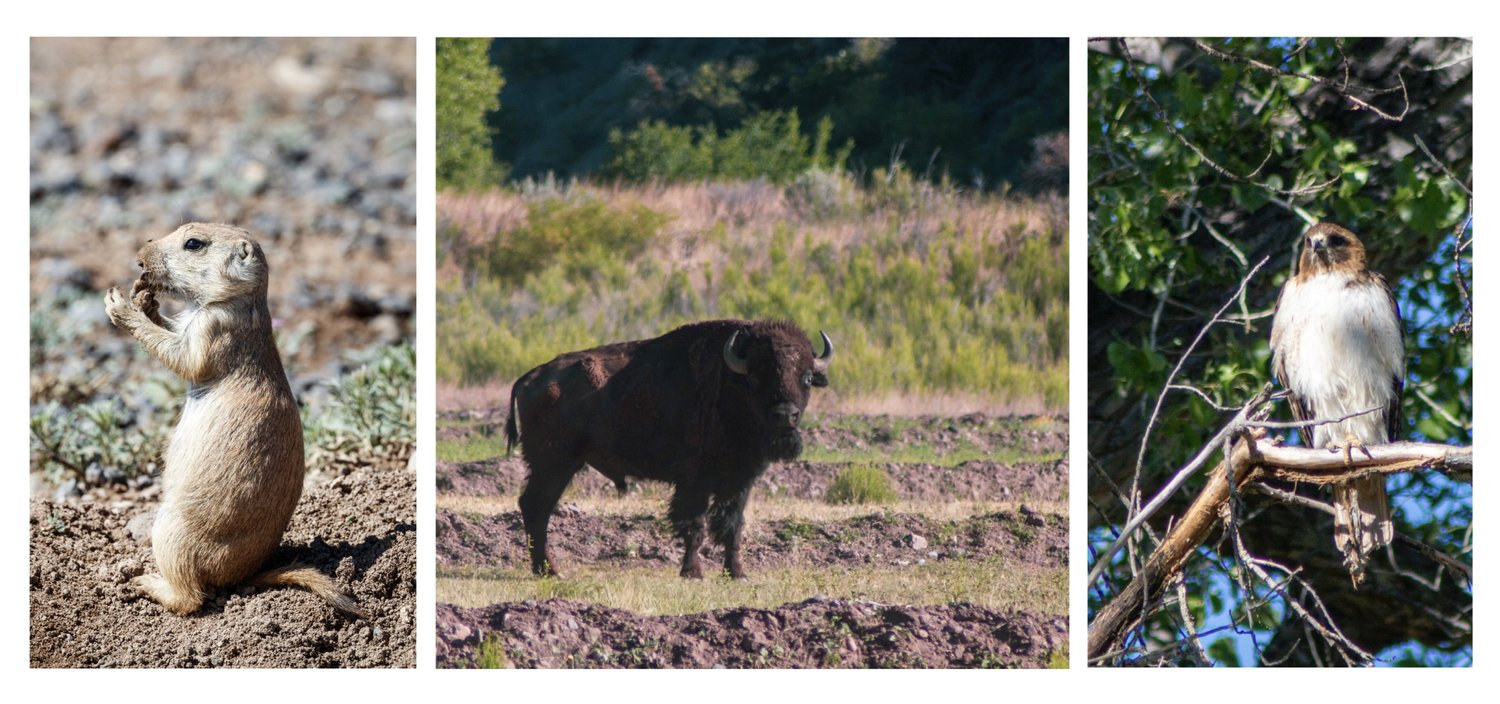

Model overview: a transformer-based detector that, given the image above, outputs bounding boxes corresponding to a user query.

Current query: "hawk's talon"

[1325,433,1372,465]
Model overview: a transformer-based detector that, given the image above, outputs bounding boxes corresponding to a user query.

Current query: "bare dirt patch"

[436,597,1064,668]
[29,467,416,668]
[436,403,1067,668]
[438,507,1063,575]
[439,456,1066,505]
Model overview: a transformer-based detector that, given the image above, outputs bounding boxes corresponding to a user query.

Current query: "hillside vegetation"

[437,173,1066,412]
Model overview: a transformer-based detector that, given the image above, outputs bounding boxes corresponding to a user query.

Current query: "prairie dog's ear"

[226,238,262,282]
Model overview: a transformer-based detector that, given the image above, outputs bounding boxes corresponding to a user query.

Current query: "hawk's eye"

[1327,234,1347,247]
[184,238,205,251]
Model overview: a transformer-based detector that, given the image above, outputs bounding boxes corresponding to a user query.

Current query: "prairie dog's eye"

[184,238,205,251]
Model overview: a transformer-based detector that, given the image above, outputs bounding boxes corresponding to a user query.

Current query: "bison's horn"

[723,330,750,375]
[813,330,834,372]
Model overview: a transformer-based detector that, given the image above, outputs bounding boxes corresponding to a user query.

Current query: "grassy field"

[437,492,1067,526]
[439,559,1065,617]
[437,177,1067,412]
[435,413,1068,620]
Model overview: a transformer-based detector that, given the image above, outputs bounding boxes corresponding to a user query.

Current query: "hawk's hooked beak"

[1307,235,1328,260]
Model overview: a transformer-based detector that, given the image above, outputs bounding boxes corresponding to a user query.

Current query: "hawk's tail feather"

[1333,476,1393,587]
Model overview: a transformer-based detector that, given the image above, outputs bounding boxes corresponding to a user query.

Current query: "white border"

[7,0,1486,696]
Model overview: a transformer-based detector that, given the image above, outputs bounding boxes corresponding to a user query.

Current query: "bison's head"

[722,322,832,460]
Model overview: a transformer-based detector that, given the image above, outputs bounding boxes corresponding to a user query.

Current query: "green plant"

[437,38,505,191]
[481,196,669,282]
[30,397,171,488]
[824,464,897,505]
[474,634,509,669]
[304,342,416,473]
[437,184,1067,409]
[607,110,851,184]
[776,517,818,542]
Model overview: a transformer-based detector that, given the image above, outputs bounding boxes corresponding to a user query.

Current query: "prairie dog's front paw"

[130,278,160,322]
[104,287,137,328]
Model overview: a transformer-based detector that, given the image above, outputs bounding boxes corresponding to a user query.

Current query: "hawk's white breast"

[1272,271,1403,448]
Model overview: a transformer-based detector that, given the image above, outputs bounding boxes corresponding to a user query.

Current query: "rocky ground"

[436,409,1068,668]
[436,597,1065,669]
[29,37,416,668]
[31,37,416,401]
[30,467,417,668]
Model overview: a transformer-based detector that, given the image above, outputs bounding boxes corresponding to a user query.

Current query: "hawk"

[1270,222,1404,586]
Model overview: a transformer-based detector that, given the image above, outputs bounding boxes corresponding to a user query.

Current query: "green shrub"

[607,110,851,184]
[30,398,172,488]
[437,185,1068,410]
[824,464,898,505]
[483,196,669,282]
[305,342,416,473]
[474,635,509,669]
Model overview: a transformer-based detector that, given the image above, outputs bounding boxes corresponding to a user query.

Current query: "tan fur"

[104,222,362,617]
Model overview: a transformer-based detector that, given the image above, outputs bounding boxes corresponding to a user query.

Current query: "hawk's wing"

[1269,280,1316,432]
[1375,272,1405,441]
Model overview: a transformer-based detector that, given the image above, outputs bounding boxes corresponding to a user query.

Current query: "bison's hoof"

[680,565,706,580]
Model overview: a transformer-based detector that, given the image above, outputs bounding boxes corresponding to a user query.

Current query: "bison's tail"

[505,393,520,456]
[252,563,365,618]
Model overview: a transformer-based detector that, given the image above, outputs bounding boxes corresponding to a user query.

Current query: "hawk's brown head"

[1298,222,1368,276]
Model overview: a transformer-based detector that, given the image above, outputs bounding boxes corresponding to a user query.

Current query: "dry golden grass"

[438,558,1066,616]
[440,380,1059,418]
[436,182,1063,287]
[437,492,1065,523]
[436,380,512,415]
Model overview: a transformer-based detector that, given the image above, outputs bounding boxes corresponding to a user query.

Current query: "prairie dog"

[104,222,361,617]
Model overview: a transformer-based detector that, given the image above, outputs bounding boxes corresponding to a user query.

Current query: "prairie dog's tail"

[252,563,365,618]
[505,393,521,456]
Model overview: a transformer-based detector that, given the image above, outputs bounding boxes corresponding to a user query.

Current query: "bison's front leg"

[670,485,711,579]
[709,486,753,580]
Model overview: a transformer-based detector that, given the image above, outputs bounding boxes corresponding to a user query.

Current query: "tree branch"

[1088,434,1471,662]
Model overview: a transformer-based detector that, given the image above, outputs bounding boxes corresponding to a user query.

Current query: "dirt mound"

[436,597,1064,668]
[437,507,1063,574]
[29,468,416,668]
[438,456,1067,504]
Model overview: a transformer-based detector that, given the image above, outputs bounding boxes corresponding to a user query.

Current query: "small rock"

[907,533,928,551]
[126,511,156,543]
[445,623,471,642]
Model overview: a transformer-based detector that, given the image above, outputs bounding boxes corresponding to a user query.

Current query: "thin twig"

[1450,212,1473,336]
[1243,403,1385,430]
[1091,381,1271,588]
[1130,257,1270,517]
[1413,385,1469,431]
[1116,40,1339,197]
[1190,39,1409,122]
[1167,384,1237,412]
[1412,135,1473,198]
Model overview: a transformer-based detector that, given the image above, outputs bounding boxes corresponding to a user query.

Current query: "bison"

[504,319,832,580]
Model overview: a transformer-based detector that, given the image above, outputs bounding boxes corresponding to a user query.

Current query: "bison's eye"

[184,238,205,251]
[801,372,813,388]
